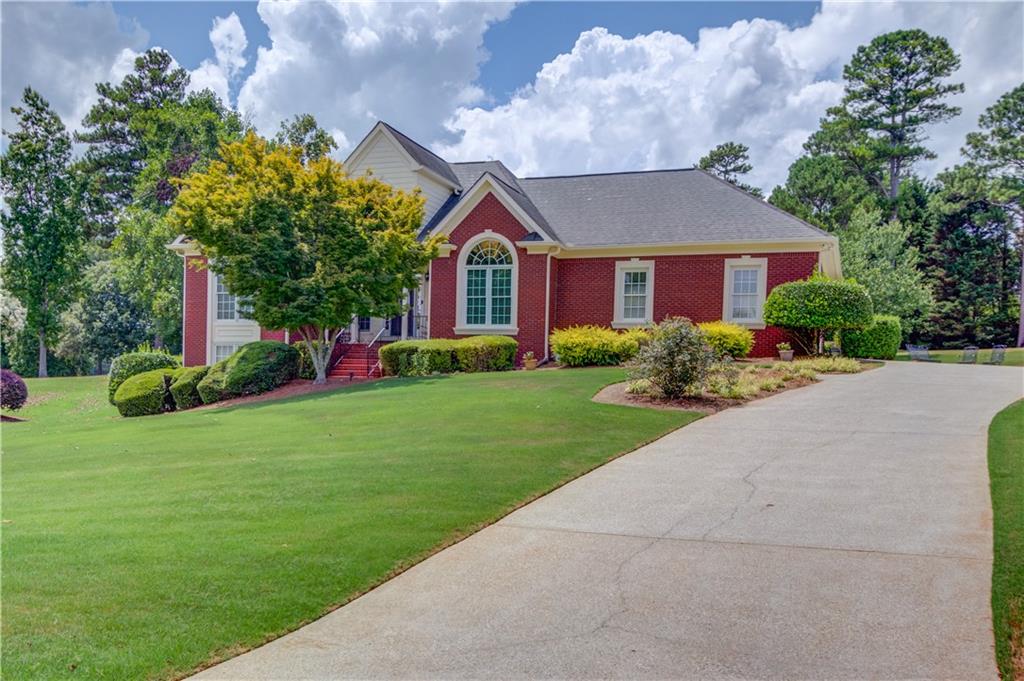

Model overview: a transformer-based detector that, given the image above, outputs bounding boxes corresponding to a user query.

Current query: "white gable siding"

[347,133,453,224]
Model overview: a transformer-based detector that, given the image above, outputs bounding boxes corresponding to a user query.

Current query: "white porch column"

[400,288,409,340]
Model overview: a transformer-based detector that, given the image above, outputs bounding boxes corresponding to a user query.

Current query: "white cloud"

[438,1,1024,191]
[235,0,514,153]
[188,13,248,104]
[0,2,147,135]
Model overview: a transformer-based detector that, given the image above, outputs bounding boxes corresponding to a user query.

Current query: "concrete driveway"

[195,361,1023,680]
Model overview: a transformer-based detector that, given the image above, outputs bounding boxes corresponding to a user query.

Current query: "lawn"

[894,346,1024,366]
[2,369,699,680]
[990,399,1024,680]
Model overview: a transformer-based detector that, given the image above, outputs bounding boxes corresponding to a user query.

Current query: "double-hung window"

[214,274,251,321]
[723,258,768,325]
[464,240,513,327]
[613,261,654,327]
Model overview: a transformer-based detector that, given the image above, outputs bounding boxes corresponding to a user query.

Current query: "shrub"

[108,352,180,404]
[763,276,873,354]
[630,317,717,399]
[195,341,299,404]
[197,360,229,404]
[113,368,178,417]
[170,365,210,410]
[549,325,642,367]
[379,336,517,376]
[1,369,28,410]
[787,357,862,374]
[698,321,755,358]
[840,314,902,360]
[453,336,517,372]
[380,339,457,376]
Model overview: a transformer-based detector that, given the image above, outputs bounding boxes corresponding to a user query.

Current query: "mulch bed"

[593,373,818,414]
[196,375,383,410]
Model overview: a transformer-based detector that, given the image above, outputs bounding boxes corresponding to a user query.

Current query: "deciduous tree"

[1,88,85,377]
[171,133,437,383]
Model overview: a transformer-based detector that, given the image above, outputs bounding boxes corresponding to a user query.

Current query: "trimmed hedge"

[453,336,518,372]
[379,336,517,376]
[840,314,902,359]
[698,321,755,359]
[549,325,643,367]
[170,365,210,410]
[108,352,180,404]
[197,360,229,404]
[113,368,178,417]
[1,369,28,411]
[196,341,299,405]
[763,277,874,332]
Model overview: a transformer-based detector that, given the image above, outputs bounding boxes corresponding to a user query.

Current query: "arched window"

[464,239,513,326]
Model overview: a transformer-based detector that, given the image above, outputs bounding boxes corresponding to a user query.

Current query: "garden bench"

[985,345,1007,365]
[905,344,940,362]
[959,346,979,364]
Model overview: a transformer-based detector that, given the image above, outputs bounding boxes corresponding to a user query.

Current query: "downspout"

[543,249,553,362]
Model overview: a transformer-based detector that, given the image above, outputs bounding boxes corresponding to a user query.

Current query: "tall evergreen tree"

[769,155,878,232]
[1,88,86,377]
[75,49,189,235]
[963,84,1024,345]
[812,29,963,202]
[698,141,762,196]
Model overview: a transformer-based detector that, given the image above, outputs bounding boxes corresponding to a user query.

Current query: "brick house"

[168,121,841,375]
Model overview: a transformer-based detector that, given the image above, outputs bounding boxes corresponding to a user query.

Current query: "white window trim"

[211,273,252,324]
[455,232,519,335]
[722,257,769,329]
[612,260,655,328]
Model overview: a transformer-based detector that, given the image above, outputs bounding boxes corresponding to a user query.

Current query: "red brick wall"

[429,193,551,361]
[260,329,286,342]
[554,252,819,356]
[183,256,208,366]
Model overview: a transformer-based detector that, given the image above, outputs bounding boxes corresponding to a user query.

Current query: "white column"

[400,289,409,340]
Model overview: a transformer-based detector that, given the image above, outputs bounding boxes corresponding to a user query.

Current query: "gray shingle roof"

[517,169,830,247]
[381,122,461,187]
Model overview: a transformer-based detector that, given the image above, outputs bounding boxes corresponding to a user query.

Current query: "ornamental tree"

[171,133,437,383]
[763,275,874,355]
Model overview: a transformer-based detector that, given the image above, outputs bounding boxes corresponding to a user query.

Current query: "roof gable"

[345,122,460,189]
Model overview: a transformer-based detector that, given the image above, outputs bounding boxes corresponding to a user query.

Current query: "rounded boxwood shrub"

[113,368,178,417]
[196,341,299,404]
[453,336,518,372]
[1,369,28,411]
[630,317,717,399]
[108,352,180,404]
[170,365,210,410]
[197,360,229,404]
[840,314,902,359]
[549,325,642,367]
[697,321,755,358]
[763,276,873,353]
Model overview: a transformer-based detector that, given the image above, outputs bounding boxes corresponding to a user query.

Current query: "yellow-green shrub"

[113,368,179,417]
[698,321,755,358]
[549,325,642,367]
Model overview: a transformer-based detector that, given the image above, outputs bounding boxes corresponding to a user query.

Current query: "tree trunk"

[299,327,345,385]
[37,328,48,378]
[1017,240,1024,348]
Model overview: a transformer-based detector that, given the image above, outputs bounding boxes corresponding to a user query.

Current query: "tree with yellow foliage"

[171,133,436,383]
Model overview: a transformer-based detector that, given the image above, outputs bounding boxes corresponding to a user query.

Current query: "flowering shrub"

[549,325,643,367]
[1,369,28,411]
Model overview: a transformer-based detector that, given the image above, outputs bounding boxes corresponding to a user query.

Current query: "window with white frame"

[464,240,513,327]
[214,275,251,321]
[214,344,238,362]
[614,261,654,326]
[723,258,768,325]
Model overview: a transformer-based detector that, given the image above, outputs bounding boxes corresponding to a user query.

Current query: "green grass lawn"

[894,347,1024,366]
[2,369,699,680]
[990,399,1024,680]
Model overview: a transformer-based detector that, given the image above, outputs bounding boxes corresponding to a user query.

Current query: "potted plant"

[522,351,538,370]
[776,342,794,362]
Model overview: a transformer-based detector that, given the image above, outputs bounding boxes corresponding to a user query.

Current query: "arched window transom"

[465,240,513,326]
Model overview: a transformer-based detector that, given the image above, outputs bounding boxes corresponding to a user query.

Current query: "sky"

[2,1,1022,192]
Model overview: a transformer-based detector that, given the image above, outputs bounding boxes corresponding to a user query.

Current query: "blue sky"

[3,2,1021,189]
[113,1,822,102]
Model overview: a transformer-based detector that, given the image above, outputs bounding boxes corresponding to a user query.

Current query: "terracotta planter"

[523,358,538,370]
[778,349,794,362]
